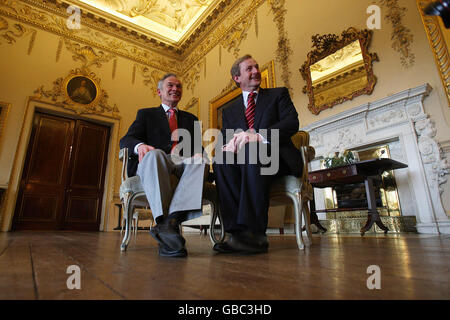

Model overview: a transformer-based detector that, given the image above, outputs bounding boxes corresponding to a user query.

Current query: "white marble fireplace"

[301,84,450,234]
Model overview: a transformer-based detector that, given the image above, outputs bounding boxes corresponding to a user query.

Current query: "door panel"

[62,120,109,230]
[13,113,74,230]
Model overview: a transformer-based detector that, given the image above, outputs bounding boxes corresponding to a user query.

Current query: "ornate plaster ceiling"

[68,0,224,45]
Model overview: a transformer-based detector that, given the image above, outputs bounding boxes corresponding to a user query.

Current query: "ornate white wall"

[302,84,450,234]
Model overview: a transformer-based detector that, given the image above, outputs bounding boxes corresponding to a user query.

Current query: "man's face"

[233,58,261,91]
[158,76,182,107]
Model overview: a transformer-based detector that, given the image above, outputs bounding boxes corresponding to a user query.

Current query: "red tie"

[167,108,177,150]
[245,92,256,129]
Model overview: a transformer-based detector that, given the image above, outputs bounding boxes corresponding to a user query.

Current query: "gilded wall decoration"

[0,16,36,54]
[180,0,266,75]
[183,62,202,92]
[64,38,116,69]
[137,65,165,97]
[179,97,200,118]
[0,0,179,72]
[33,68,120,118]
[220,10,256,57]
[0,101,10,155]
[112,59,117,79]
[268,0,292,93]
[379,0,415,68]
[417,0,450,105]
[56,38,63,62]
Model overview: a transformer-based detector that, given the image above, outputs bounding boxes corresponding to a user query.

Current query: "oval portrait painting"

[67,76,97,105]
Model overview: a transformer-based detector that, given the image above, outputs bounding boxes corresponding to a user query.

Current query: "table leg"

[302,200,327,233]
[360,177,389,236]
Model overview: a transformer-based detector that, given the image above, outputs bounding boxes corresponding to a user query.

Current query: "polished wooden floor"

[0,231,448,300]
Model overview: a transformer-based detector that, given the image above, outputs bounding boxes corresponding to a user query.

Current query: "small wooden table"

[308,159,408,236]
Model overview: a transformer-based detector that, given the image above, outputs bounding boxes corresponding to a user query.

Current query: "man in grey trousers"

[120,73,206,257]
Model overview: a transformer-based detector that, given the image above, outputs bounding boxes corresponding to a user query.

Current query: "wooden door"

[62,120,109,230]
[13,113,110,231]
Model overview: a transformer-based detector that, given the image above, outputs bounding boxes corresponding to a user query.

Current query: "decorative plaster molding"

[415,118,449,194]
[33,67,120,118]
[0,15,36,54]
[268,0,292,93]
[0,0,269,93]
[63,37,116,68]
[180,0,266,74]
[137,65,164,97]
[379,0,415,68]
[0,0,180,72]
[180,97,200,118]
[220,9,255,57]
[183,62,202,92]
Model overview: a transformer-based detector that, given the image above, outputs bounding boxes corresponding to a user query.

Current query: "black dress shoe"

[235,230,268,247]
[213,233,268,254]
[150,223,185,251]
[213,242,241,254]
[229,233,268,254]
[158,243,187,258]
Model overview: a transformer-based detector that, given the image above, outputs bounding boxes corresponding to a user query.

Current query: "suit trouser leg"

[137,149,206,221]
[213,144,274,234]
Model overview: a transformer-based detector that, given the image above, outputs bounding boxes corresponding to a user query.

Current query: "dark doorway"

[12,112,110,231]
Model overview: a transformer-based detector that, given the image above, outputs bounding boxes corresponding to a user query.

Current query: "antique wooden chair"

[118,148,222,251]
[211,130,316,250]
[268,130,315,250]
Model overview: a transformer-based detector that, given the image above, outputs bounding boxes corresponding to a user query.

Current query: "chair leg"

[209,202,225,244]
[289,192,304,250]
[133,216,139,236]
[302,202,313,246]
[121,193,133,251]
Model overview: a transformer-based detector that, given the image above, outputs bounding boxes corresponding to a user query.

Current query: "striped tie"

[245,91,256,129]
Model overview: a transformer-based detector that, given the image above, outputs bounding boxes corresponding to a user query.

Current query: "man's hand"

[222,130,262,153]
[138,144,155,162]
[234,130,262,151]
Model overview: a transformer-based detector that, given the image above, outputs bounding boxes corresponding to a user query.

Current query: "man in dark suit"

[212,54,303,254]
[120,73,205,258]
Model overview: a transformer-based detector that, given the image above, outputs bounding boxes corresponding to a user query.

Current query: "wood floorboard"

[0,231,448,300]
[0,237,36,299]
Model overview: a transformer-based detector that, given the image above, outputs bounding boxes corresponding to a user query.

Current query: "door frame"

[1,97,122,231]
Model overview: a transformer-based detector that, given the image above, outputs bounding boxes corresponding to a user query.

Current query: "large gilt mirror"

[300,27,379,115]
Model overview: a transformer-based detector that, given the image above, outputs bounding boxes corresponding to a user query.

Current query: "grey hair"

[230,54,253,87]
[157,73,179,90]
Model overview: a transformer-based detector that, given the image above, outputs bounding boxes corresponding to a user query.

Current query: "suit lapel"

[254,88,267,130]
[157,105,171,137]
[227,94,247,130]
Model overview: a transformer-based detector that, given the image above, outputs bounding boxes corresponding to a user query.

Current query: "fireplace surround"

[301,84,450,234]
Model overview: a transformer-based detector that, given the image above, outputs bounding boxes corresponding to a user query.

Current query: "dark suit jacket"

[221,87,303,176]
[120,106,202,177]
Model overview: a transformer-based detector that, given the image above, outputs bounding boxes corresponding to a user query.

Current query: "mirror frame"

[300,27,379,115]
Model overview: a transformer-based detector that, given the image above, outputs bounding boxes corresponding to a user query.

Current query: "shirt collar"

[242,89,259,107]
[161,103,178,112]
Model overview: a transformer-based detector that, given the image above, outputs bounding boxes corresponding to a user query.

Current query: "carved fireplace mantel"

[301,84,450,234]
